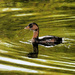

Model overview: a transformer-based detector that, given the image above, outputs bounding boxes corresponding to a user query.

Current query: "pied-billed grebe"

[24,23,62,58]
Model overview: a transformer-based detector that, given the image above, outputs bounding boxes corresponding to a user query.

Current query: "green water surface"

[0,1,75,75]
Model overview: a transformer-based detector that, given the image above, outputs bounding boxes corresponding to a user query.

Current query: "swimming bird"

[24,23,62,58]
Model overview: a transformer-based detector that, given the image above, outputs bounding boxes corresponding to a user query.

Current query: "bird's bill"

[24,26,30,29]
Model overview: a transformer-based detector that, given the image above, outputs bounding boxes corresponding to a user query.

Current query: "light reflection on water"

[1,8,22,12]
[0,49,8,53]
[13,13,39,16]
[0,64,43,74]
[0,64,71,75]
[0,56,75,72]
[21,56,75,67]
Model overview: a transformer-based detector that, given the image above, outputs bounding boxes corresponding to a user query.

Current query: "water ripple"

[0,64,46,74]
[0,56,75,72]
[21,56,75,67]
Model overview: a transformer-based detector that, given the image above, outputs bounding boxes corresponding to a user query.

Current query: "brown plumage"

[25,23,62,58]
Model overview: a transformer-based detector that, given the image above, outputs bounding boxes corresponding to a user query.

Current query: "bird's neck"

[33,29,39,39]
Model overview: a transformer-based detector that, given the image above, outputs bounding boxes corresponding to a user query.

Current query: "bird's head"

[24,23,39,31]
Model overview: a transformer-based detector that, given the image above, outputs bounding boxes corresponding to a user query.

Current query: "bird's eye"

[29,24,33,28]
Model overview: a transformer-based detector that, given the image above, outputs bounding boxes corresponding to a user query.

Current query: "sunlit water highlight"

[0,64,44,74]
[1,8,22,12]
[21,56,75,67]
[0,50,8,53]
[0,56,75,72]
[13,13,39,16]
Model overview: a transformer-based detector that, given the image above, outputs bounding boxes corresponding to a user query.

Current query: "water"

[0,1,75,75]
